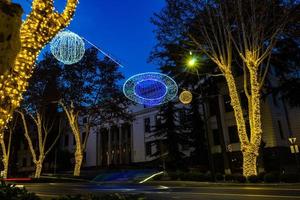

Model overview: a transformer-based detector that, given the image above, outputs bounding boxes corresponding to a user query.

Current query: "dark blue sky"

[14,0,165,79]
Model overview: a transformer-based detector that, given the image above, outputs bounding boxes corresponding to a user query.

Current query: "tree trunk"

[73,149,83,176]
[224,72,249,148]
[243,150,258,177]
[249,70,263,148]
[0,136,9,178]
[2,157,8,179]
[34,160,43,179]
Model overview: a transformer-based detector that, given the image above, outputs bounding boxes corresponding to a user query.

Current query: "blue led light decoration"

[123,72,178,106]
[50,31,85,65]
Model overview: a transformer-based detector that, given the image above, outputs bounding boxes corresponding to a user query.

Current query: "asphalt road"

[21,182,300,200]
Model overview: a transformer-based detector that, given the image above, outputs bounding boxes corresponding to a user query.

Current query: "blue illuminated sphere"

[123,72,178,106]
[50,31,85,65]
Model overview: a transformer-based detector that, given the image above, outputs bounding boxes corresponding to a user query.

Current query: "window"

[82,132,87,142]
[277,120,285,140]
[212,129,220,145]
[223,95,233,112]
[145,142,152,156]
[155,115,161,126]
[209,97,219,116]
[179,110,188,124]
[228,126,239,143]
[22,158,27,167]
[240,92,248,110]
[127,128,131,140]
[64,135,69,146]
[82,117,88,124]
[144,118,151,133]
[23,142,27,150]
[181,143,189,151]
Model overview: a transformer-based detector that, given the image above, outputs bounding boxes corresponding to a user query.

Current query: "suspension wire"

[80,36,124,68]
[23,0,125,68]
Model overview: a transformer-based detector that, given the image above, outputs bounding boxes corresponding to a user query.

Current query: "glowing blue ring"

[123,72,178,106]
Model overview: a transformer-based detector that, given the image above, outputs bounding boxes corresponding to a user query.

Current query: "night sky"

[13,0,165,79]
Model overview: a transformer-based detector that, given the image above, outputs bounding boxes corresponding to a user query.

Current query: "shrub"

[54,194,146,200]
[215,173,224,181]
[224,174,234,182]
[189,172,206,181]
[234,174,247,183]
[168,172,181,180]
[0,181,40,200]
[258,172,266,182]
[264,172,280,183]
[280,173,300,183]
[204,172,213,182]
[247,175,261,183]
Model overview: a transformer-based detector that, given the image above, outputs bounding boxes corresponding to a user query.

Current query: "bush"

[215,173,224,181]
[247,175,261,183]
[280,173,300,183]
[264,172,280,183]
[224,174,246,183]
[189,172,206,181]
[204,172,213,181]
[0,181,40,200]
[234,174,246,183]
[224,174,234,182]
[53,194,146,200]
[258,172,266,182]
[168,171,183,180]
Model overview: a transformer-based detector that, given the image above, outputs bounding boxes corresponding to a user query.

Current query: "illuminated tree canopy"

[123,72,178,106]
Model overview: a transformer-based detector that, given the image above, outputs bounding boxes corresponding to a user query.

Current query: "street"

[21,182,300,200]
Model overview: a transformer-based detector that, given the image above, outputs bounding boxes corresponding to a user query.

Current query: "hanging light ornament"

[123,72,178,106]
[179,90,193,105]
[50,30,85,65]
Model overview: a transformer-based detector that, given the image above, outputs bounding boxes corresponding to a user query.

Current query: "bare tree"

[59,102,91,177]
[188,0,293,176]
[0,115,18,178]
[18,110,62,178]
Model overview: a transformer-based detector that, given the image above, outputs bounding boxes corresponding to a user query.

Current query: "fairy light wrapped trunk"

[0,0,79,132]
[0,0,22,179]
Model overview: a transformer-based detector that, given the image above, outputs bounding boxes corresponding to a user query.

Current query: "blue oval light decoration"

[50,31,85,65]
[123,72,178,106]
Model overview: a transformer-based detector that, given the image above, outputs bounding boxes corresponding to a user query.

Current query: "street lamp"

[186,52,200,70]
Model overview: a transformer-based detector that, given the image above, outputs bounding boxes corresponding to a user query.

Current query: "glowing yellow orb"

[179,90,193,105]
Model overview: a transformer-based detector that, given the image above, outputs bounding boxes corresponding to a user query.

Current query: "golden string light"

[0,0,79,130]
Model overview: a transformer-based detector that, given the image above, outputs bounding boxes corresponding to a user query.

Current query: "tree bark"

[224,72,249,147]
[73,149,83,177]
[2,156,8,179]
[34,159,43,179]
[242,150,257,177]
